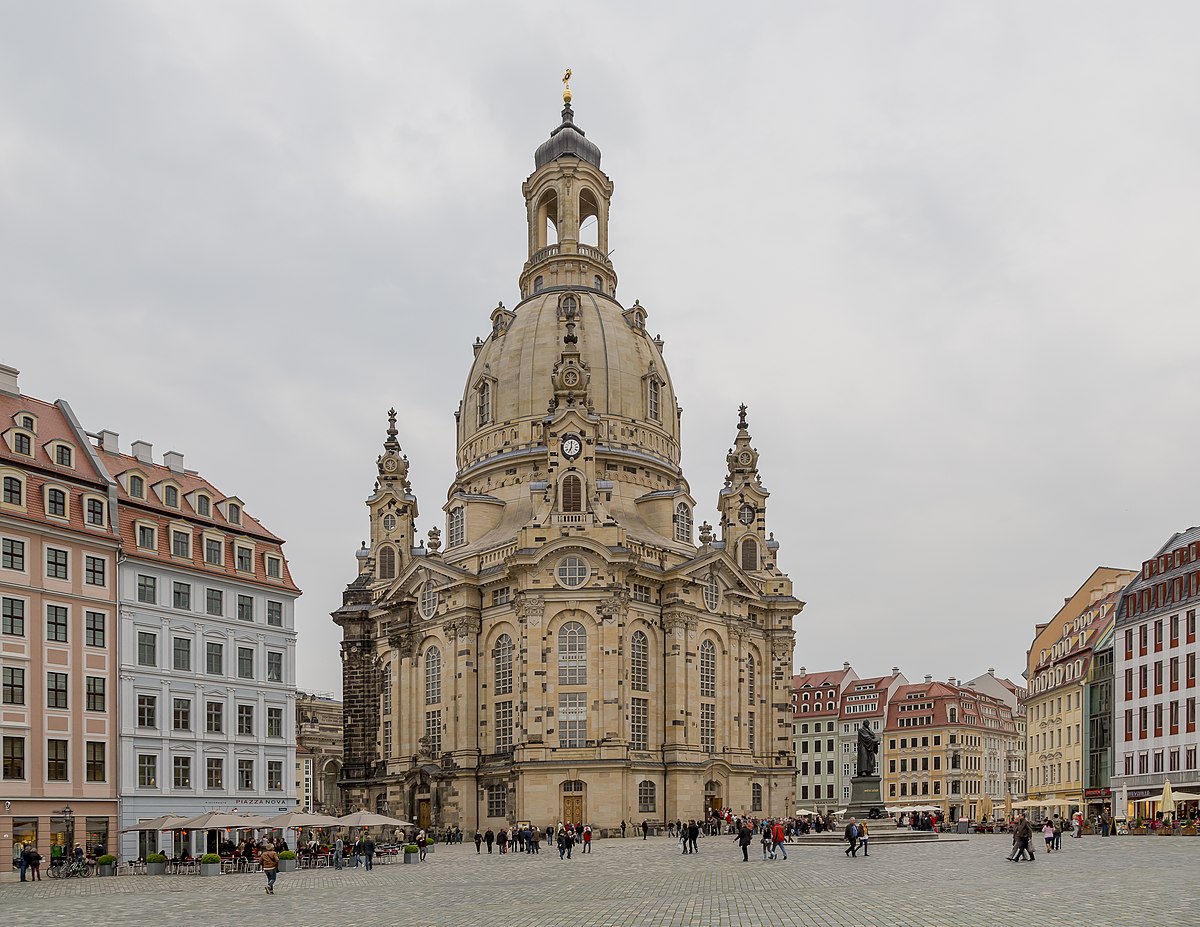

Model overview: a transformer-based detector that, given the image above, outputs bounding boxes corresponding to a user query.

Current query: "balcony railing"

[578,244,608,263]
[529,244,560,265]
[552,512,589,525]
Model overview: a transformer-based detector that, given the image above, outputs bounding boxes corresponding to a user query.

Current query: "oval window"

[556,556,589,589]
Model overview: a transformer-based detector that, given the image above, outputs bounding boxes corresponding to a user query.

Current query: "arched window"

[2,475,22,506]
[533,276,544,293]
[638,780,656,813]
[703,573,720,612]
[747,655,756,704]
[424,646,441,705]
[674,503,692,544]
[558,621,587,685]
[493,633,513,696]
[128,474,144,498]
[561,474,583,513]
[700,640,716,699]
[47,487,66,517]
[447,507,465,548]
[478,381,491,427]
[377,546,396,580]
[631,630,649,691]
[740,537,758,571]
[419,581,438,618]
[227,502,241,524]
[594,275,603,291]
[196,495,210,516]
[647,378,660,421]
[751,782,763,812]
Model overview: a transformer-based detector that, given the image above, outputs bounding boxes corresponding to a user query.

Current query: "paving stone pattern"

[1,835,1194,926]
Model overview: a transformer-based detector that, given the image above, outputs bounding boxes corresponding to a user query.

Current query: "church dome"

[534,104,602,170]
[456,288,679,476]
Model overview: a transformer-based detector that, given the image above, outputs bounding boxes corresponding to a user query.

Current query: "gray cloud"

[4,1,1199,693]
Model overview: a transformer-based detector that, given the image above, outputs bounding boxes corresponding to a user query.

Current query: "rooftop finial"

[737,403,748,430]
[562,68,573,104]
[387,408,398,439]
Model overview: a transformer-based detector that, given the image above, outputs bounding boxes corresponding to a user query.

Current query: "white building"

[94,437,301,860]
[836,670,907,807]
[1111,527,1200,822]
[793,665,858,814]
[965,668,1028,802]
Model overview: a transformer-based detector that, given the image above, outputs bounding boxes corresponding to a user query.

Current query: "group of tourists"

[472,822,601,858]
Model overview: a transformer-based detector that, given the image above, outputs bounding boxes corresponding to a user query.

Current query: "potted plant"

[424,834,434,855]
[198,853,222,876]
[403,844,419,864]
[96,854,117,877]
[146,852,167,876]
[278,850,297,872]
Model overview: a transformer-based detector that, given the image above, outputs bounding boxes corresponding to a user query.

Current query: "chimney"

[131,441,153,463]
[948,677,958,687]
[98,430,119,454]
[798,666,806,676]
[891,666,900,675]
[0,364,18,395]
[843,661,851,671]
[163,450,185,473]
[924,674,933,684]
[988,667,995,676]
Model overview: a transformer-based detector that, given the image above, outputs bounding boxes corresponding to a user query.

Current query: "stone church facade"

[334,90,802,832]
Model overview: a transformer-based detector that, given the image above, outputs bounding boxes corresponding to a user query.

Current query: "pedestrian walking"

[687,820,699,854]
[771,820,789,860]
[1042,821,1054,853]
[736,822,752,862]
[474,831,483,854]
[582,824,592,853]
[857,821,868,857]
[485,828,494,854]
[760,823,772,860]
[844,817,859,857]
[416,829,427,862]
[352,837,362,868]
[621,819,627,838]
[364,835,376,870]
[17,843,27,882]
[260,843,280,894]
[530,827,541,854]
[642,819,650,840]
[334,835,344,870]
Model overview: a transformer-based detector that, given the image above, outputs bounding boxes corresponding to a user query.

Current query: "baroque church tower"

[334,80,803,830]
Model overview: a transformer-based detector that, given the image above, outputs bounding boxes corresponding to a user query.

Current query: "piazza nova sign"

[1031,600,1115,696]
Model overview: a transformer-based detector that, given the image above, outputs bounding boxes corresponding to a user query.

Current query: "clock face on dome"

[738,503,755,525]
[561,434,582,460]
[383,458,398,472]
[738,450,753,467]
[562,369,580,387]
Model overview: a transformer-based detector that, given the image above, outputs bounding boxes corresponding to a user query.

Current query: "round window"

[556,556,589,589]
[383,514,396,532]
[419,581,439,619]
[703,573,720,612]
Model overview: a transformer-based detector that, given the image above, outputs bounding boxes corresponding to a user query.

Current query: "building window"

[425,709,442,757]
[674,503,692,543]
[137,525,155,549]
[206,701,224,734]
[377,545,395,580]
[173,698,191,731]
[558,621,588,685]
[594,275,603,291]
[561,475,583,513]
[267,651,283,683]
[2,597,25,636]
[748,710,756,752]
[700,640,716,698]
[2,538,25,570]
[85,611,105,647]
[3,736,25,779]
[751,782,763,812]
[487,783,506,818]
[238,647,255,679]
[425,646,442,704]
[55,445,73,467]
[631,697,649,750]
[381,665,392,715]
[86,498,104,526]
[206,642,223,675]
[86,676,105,711]
[236,547,252,572]
[13,433,30,455]
[206,757,223,789]
[196,495,210,516]
[747,655,756,704]
[533,275,544,293]
[46,547,68,579]
[237,704,254,735]
[632,583,651,603]
[137,574,156,604]
[169,582,190,611]
[740,537,758,571]
[266,555,281,579]
[86,742,106,782]
[128,474,144,498]
[2,666,24,705]
[448,507,465,548]
[419,581,438,618]
[382,514,396,532]
[169,638,191,674]
[648,378,660,420]
[85,556,105,586]
[47,739,68,781]
[267,760,283,791]
[638,779,656,813]
[138,754,157,788]
[631,630,649,691]
[237,595,254,622]
[137,631,156,666]
[172,530,190,558]
[700,703,716,754]
[164,485,179,508]
[495,700,514,752]
[556,555,588,589]
[173,756,191,789]
[494,634,514,695]
[267,601,283,627]
[703,573,720,611]
[558,692,587,747]
[267,707,283,738]
[47,488,66,517]
[46,605,68,643]
[2,476,23,505]
[478,381,491,426]
[137,694,157,728]
[204,539,222,565]
[227,503,241,524]
[206,588,223,616]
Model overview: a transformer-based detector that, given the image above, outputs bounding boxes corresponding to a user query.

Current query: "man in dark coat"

[844,817,859,857]
[484,828,495,853]
[735,822,752,862]
[687,820,700,854]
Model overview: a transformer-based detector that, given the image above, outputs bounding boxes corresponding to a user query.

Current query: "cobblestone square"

[2,835,1194,926]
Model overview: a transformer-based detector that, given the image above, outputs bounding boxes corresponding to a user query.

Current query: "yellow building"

[1025,567,1134,817]
[333,88,802,832]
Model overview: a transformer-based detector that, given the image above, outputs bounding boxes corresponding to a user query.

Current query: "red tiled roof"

[0,392,109,487]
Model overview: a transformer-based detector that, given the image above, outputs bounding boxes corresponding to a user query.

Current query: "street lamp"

[58,805,75,858]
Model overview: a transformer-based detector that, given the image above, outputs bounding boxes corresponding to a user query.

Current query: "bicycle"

[60,857,92,879]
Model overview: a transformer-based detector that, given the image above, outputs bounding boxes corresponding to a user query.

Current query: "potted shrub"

[424,834,434,855]
[96,854,117,877]
[146,853,167,876]
[199,853,222,876]
[278,850,297,872]
[403,844,419,864]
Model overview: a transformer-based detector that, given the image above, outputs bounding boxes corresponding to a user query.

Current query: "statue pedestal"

[845,775,884,819]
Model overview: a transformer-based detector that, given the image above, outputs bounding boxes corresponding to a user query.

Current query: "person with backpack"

[844,817,859,857]
[260,842,280,895]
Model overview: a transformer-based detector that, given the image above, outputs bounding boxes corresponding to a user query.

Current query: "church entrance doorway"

[418,798,431,830]
[705,780,722,815]
[561,780,585,825]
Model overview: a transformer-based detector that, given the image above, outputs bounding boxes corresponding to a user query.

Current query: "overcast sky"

[4,2,1199,697]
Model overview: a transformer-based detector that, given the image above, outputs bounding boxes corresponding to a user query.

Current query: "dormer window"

[128,474,144,498]
[227,503,241,525]
[674,502,692,544]
[196,495,211,517]
[447,507,465,548]
[164,485,179,508]
[265,555,282,579]
[478,381,491,427]
[20,415,33,430]
[47,487,67,518]
[647,378,661,421]
[86,498,105,527]
[54,445,73,467]
[13,433,30,456]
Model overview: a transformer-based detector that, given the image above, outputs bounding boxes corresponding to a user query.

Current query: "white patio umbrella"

[1160,781,1175,821]
[120,814,191,833]
[262,811,343,829]
[175,811,272,830]
[335,811,414,829]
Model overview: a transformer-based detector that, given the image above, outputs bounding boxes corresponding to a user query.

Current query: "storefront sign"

[1084,788,1111,798]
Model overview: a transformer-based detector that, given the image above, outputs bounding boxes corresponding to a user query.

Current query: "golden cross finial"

[562,68,573,104]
